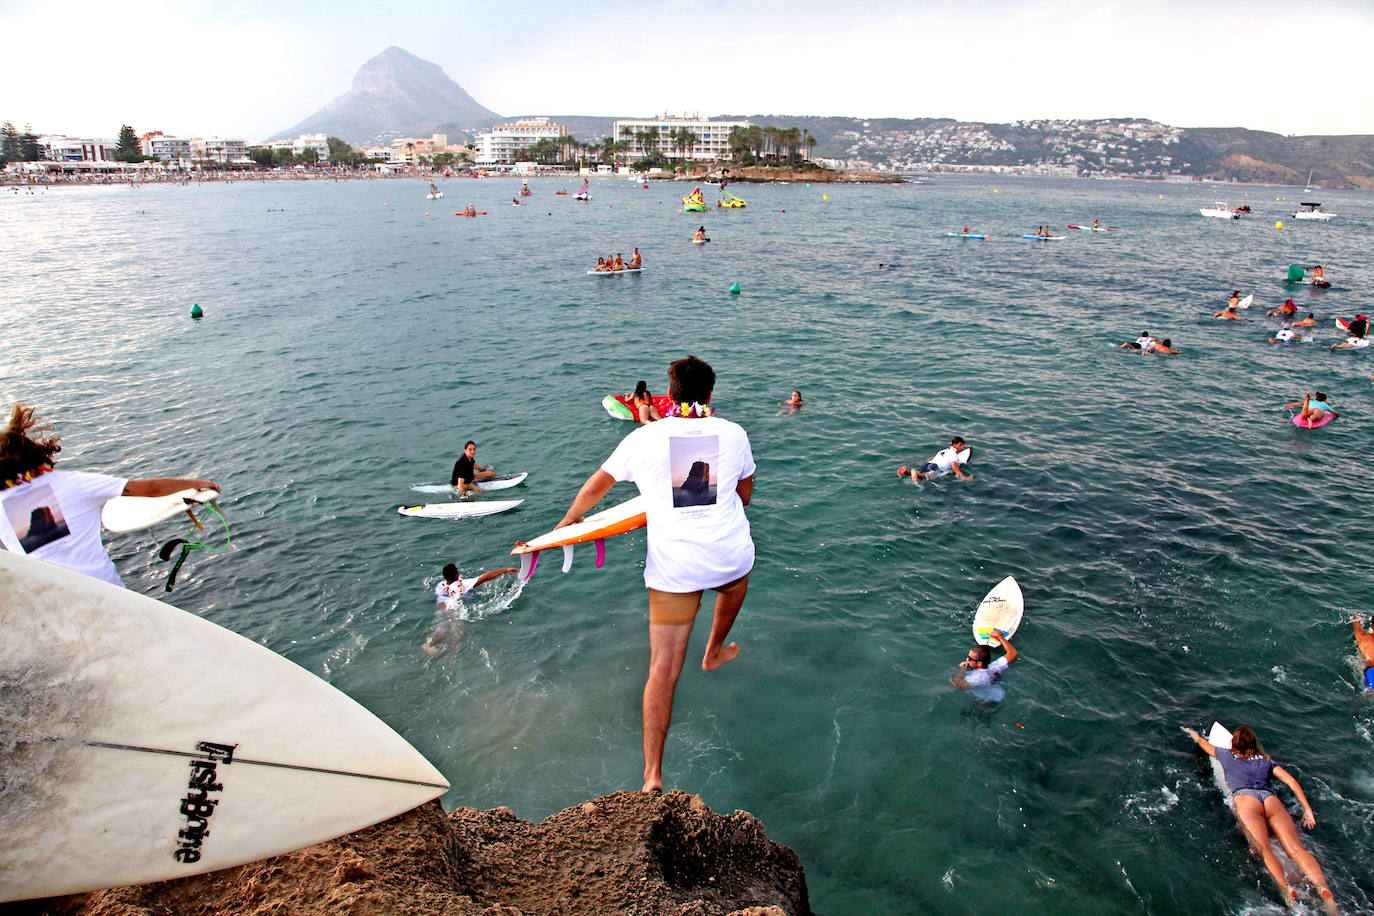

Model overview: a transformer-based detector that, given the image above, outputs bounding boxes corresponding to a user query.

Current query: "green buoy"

[190,303,203,319]
[729,282,741,295]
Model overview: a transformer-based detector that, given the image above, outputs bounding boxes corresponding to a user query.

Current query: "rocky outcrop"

[9,791,809,916]
[1204,154,1304,185]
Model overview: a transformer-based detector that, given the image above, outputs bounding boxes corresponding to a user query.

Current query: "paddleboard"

[1022,235,1066,240]
[410,473,528,494]
[947,232,987,239]
[972,575,1023,646]
[1236,294,1254,310]
[586,268,645,275]
[0,550,448,903]
[510,495,646,580]
[397,499,522,519]
[101,488,221,534]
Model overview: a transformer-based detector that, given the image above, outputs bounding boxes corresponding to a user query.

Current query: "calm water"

[3,174,1372,914]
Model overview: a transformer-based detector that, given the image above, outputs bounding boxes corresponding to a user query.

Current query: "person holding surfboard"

[552,354,755,794]
[451,440,498,495]
[897,436,972,482]
[951,630,1017,702]
[0,402,218,587]
[1181,725,1339,914]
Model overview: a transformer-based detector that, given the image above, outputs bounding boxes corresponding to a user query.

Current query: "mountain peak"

[273,47,500,146]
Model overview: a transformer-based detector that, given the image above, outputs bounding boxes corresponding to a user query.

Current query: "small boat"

[1199,204,1239,219]
[573,180,590,201]
[1292,202,1334,221]
[1232,204,1252,214]
[716,190,746,209]
[555,189,568,195]
[683,187,707,212]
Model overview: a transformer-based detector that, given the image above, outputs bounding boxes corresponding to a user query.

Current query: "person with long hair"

[0,403,217,586]
[631,380,661,424]
[1182,724,1339,913]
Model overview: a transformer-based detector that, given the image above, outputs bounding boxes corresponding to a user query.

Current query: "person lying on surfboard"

[1270,324,1302,344]
[897,436,972,481]
[0,402,218,588]
[1181,725,1339,914]
[1294,312,1317,327]
[451,440,498,496]
[1267,298,1297,317]
[631,380,662,424]
[1212,305,1246,321]
[1145,338,1179,355]
[951,630,1017,702]
[422,562,520,656]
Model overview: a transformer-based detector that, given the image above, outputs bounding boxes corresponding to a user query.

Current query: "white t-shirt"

[0,470,128,586]
[928,446,968,475]
[601,415,756,593]
[435,576,480,609]
[1275,329,1296,342]
[963,656,1010,702]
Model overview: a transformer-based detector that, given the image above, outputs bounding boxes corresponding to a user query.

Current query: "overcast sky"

[3,0,1371,141]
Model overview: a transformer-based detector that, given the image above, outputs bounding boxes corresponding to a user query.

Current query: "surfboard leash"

[159,502,231,592]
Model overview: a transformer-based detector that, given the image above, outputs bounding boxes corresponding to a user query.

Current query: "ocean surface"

[3,173,1372,914]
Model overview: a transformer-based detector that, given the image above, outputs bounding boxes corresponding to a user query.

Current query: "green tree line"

[1,121,42,167]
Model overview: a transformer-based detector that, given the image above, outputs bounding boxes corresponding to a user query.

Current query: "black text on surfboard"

[173,741,236,864]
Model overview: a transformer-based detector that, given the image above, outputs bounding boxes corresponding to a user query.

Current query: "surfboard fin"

[519,552,538,581]
[595,538,606,568]
[561,544,575,573]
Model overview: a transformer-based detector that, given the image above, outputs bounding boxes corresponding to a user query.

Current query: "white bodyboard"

[398,499,522,519]
[972,575,1023,646]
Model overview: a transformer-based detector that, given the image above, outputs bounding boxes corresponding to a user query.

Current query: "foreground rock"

[9,791,810,916]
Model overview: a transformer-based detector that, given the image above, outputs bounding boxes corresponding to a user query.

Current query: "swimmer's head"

[1314,391,1326,401]
[443,563,459,583]
[1231,725,1265,759]
[967,645,991,667]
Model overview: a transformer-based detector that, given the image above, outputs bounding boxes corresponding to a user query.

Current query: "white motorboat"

[1292,201,1334,221]
[1199,203,1239,219]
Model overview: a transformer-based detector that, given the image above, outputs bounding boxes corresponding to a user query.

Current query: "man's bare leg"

[702,577,748,671]
[642,622,692,793]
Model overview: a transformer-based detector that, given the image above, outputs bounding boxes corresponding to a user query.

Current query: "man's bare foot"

[703,642,740,671]
[641,780,663,794]
[897,466,909,478]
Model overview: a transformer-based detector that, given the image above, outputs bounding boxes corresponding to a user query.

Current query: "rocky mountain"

[731,114,1374,187]
[273,47,499,146]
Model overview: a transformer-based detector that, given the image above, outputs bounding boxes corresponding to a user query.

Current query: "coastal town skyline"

[3,0,1373,142]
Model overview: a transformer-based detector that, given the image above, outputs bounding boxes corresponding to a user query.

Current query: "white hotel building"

[611,116,749,161]
[474,117,567,165]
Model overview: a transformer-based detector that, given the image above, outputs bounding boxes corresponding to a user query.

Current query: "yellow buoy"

[822,194,828,200]
[1276,221,1283,230]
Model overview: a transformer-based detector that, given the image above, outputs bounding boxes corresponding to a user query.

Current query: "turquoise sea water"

[3,174,1372,914]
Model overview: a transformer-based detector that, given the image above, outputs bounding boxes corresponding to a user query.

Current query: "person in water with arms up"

[1181,725,1339,914]
[951,630,1018,702]
[553,355,755,793]
[421,563,519,656]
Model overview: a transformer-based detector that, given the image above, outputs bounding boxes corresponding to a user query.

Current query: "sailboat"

[1304,169,1315,192]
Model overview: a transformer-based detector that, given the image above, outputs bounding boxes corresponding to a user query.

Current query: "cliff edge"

[6,791,810,916]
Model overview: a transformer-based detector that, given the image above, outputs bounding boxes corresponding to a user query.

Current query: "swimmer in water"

[1212,306,1246,321]
[1181,725,1339,914]
[1293,313,1317,327]
[778,390,803,414]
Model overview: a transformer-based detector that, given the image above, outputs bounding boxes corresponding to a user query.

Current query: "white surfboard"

[101,488,221,533]
[398,499,522,519]
[410,473,528,495]
[972,575,1023,646]
[1236,294,1254,309]
[0,550,448,903]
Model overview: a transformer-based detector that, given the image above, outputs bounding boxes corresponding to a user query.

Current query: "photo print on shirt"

[4,482,72,553]
[670,435,719,508]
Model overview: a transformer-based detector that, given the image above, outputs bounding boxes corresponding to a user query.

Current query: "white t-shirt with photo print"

[0,470,128,586]
[601,415,755,593]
